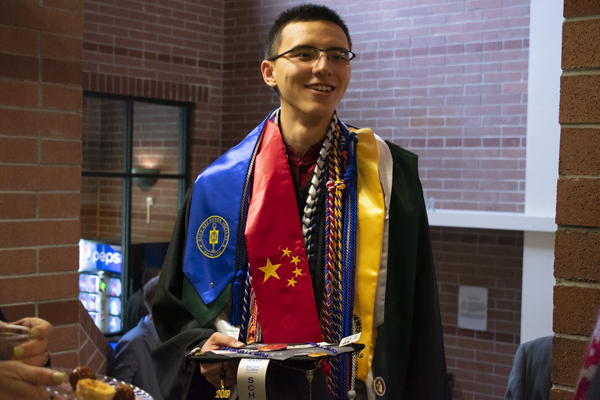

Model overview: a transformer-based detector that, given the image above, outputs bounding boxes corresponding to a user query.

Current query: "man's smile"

[306,85,334,92]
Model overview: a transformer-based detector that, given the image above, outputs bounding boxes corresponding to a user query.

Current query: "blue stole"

[183,116,268,306]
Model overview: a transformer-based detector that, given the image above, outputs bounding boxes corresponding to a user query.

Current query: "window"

[80,92,189,334]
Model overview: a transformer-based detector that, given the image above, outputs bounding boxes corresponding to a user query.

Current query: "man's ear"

[261,60,278,88]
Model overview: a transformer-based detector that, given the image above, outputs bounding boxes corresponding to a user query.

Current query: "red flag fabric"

[244,121,323,343]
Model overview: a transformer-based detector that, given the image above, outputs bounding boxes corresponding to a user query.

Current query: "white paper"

[457,285,488,331]
[237,358,269,400]
[340,332,361,347]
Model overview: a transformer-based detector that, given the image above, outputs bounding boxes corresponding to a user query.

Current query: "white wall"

[520,0,563,343]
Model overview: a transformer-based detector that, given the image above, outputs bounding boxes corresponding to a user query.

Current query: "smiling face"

[261,20,352,125]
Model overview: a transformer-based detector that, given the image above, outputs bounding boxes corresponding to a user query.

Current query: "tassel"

[230,270,244,326]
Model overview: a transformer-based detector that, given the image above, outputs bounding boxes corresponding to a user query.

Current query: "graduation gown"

[151,123,451,400]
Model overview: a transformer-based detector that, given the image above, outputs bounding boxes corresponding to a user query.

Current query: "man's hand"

[0,361,64,400]
[199,332,244,388]
[2,318,52,367]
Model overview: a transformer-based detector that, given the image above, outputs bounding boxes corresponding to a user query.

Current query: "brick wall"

[82,0,224,176]
[552,1,600,398]
[223,0,530,212]
[0,0,110,373]
[433,227,523,400]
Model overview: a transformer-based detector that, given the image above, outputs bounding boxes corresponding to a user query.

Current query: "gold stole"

[351,127,385,380]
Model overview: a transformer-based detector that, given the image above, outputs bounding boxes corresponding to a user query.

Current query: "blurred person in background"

[504,335,552,400]
[110,276,164,400]
[122,266,161,333]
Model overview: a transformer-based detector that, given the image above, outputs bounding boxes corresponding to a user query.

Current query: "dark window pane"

[132,101,181,175]
[82,98,126,173]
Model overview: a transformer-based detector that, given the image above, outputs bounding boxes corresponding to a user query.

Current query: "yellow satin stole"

[351,127,385,380]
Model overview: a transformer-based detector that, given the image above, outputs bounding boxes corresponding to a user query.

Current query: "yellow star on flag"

[293,267,303,277]
[282,247,292,257]
[258,258,281,283]
[291,255,301,265]
[287,277,297,287]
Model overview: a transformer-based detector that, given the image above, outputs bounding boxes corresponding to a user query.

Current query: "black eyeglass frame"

[267,46,357,63]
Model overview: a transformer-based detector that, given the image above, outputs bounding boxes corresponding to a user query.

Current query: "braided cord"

[321,123,339,398]
[342,130,358,339]
[239,266,250,340]
[341,126,359,400]
[303,123,334,275]
[237,112,359,399]
[322,117,360,400]
[246,279,260,344]
[239,266,253,341]
[234,168,253,329]
[330,136,346,344]
[324,123,359,400]
[321,120,342,341]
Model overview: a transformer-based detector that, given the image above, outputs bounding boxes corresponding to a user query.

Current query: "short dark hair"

[141,266,161,285]
[265,4,352,60]
[143,275,160,315]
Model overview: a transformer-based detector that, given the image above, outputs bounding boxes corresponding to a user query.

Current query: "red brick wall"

[222,0,530,212]
[433,227,523,400]
[552,1,600,398]
[82,0,224,176]
[0,0,109,373]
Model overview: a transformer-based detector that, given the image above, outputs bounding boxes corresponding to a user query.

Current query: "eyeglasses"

[268,46,356,65]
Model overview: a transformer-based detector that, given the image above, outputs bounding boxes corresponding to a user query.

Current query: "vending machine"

[78,240,124,334]
[78,239,169,335]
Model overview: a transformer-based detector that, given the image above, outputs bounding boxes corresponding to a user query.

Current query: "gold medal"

[307,352,328,358]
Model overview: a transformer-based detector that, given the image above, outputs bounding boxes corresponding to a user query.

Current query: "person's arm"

[0,361,64,400]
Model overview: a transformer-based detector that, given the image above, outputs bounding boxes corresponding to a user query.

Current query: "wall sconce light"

[132,167,160,191]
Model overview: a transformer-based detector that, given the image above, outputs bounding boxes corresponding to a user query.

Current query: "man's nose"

[316,49,330,61]
[313,50,332,72]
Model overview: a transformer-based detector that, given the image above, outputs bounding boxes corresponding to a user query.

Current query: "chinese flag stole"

[244,121,323,343]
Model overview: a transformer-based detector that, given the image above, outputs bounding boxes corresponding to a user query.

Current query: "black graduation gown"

[151,140,451,400]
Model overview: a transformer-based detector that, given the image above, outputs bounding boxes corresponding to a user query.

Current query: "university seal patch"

[196,216,229,258]
[373,376,386,397]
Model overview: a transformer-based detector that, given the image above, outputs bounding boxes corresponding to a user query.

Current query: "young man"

[152,4,450,400]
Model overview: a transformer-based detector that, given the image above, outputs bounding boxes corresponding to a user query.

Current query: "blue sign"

[79,240,123,274]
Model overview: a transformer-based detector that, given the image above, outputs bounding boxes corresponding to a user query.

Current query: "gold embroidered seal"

[373,376,386,397]
[197,216,229,258]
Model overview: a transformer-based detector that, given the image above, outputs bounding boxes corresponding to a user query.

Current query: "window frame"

[82,91,191,322]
